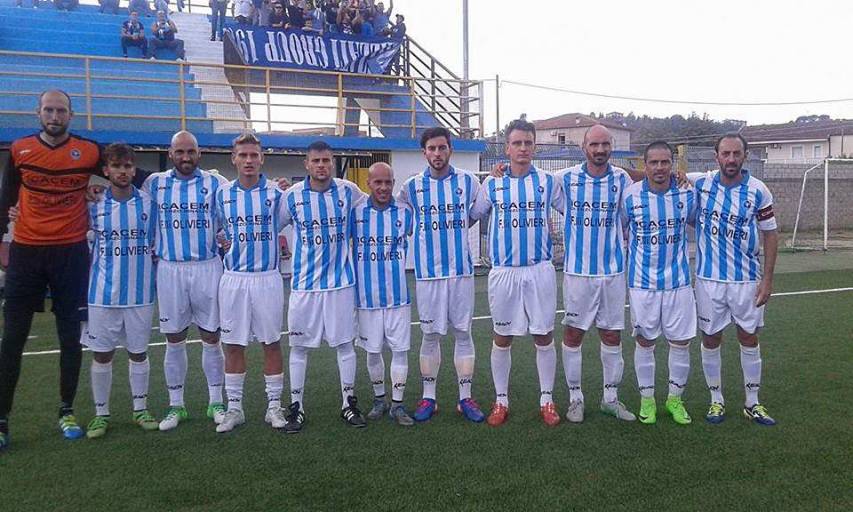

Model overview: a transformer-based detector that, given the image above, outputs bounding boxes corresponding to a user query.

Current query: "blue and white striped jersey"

[397,166,480,280]
[282,178,367,291]
[623,178,697,290]
[471,166,562,267]
[142,168,227,263]
[215,176,287,273]
[554,163,631,276]
[351,198,413,309]
[690,170,777,282]
[88,187,157,307]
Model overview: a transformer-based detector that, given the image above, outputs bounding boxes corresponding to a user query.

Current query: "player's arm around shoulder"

[468,175,493,222]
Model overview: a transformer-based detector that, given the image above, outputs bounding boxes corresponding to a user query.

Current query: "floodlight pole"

[463,0,469,81]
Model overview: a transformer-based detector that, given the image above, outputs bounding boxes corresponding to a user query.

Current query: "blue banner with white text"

[224,24,402,74]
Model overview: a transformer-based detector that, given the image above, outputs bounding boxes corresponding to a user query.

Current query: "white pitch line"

[20,286,853,357]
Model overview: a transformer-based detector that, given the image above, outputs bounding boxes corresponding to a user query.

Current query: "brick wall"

[763,162,853,230]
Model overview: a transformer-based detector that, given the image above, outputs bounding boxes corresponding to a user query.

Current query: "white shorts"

[157,258,223,334]
[356,306,412,353]
[629,287,697,342]
[695,279,764,335]
[288,286,357,348]
[488,261,556,336]
[83,305,155,354]
[415,276,475,335]
[218,270,284,346]
[562,273,626,331]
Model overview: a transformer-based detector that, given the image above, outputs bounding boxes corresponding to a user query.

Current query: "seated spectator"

[268,2,288,28]
[121,11,149,58]
[129,0,153,17]
[99,0,120,14]
[53,0,79,10]
[234,0,254,24]
[286,0,305,29]
[148,11,185,60]
[372,0,392,34]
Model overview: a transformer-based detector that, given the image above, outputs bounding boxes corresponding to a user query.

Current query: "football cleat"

[265,407,287,429]
[600,400,636,422]
[413,398,437,422]
[565,399,585,423]
[86,416,110,439]
[366,398,389,421]
[705,402,726,424]
[341,396,367,428]
[743,403,776,426]
[215,409,245,433]
[59,414,85,440]
[487,403,509,427]
[457,398,485,423]
[283,402,305,434]
[206,403,226,425]
[540,402,560,427]
[159,406,188,431]
[638,397,657,425]
[133,410,159,431]
[665,396,692,425]
[389,404,415,427]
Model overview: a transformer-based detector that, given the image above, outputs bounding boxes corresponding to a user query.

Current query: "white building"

[532,113,632,150]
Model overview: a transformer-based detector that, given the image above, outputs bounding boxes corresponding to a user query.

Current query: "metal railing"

[0,49,483,138]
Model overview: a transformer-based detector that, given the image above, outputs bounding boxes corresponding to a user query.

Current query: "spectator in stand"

[350,8,365,35]
[336,3,352,33]
[53,0,79,10]
[308,2,325,33]
[322,0,340,32]
[256,0,273,26]
[234,0,254,24]
[121,11,149,58]
[286,0,305,29]
[268,2,288,28]
[174,0,185,12]
[302,17,322,35]
[148,11,185,60]
[99,0,120,14]
[210,0,228,41]
[154,0,171,16]
[129,0,153,17]
[372,0,392,34]
[388,13,405,38]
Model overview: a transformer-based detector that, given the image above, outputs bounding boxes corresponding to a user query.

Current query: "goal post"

[790,158,853,251]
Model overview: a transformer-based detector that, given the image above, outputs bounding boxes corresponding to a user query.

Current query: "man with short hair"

[623,141,698,426]
[148,11,185,61]
[281,140,368,433]
[371,0,392,33]
[268,2,288,27]
[397,127,485,424]
[213,133,288,433]
[0,90,102,450]
[471,119,562,427]
[555,124,636,423]
[691,133,779,426]
[353,163,415,426]
[141,131,228,431]
[83,143,159,439]
[121,11,149,59]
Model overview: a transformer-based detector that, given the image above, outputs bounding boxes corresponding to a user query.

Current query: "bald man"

[140,130,228,431]
[351,163,415,426]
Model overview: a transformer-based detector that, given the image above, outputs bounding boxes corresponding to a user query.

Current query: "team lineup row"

[0,91,777,452]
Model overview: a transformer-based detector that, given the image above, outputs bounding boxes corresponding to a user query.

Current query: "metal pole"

[495,74,500,137]
[178,62,186,131]
[823,158,829,250]
[462,0,469,81]
[265,68,272,133]
[84,57,93,130]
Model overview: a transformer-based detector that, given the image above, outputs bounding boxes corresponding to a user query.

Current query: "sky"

[392,0,853,134]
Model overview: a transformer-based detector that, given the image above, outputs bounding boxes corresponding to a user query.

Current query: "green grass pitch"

[0,252,851,511]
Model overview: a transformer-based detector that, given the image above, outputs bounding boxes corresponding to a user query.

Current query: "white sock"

[453,329,475,401]
[490,342,511,407]
[740,344,762,407]
[79,321,88,345]
[701,344,724,404]
[128,358,150,412]
[390,351,408,403]
[667,342,691,398]
[91,360,113,417]
[202,342,225,405]
[289,346,309,410]
[224,372,245,412]
[419,332,441,400]
[634,343,656,398]
[535,342,556,406]
[264,372,284,410]
[366,352,386,398]
[164,341,188,407]
[562,343,584,403]
[600,343,624,403]
[336,342,357,409]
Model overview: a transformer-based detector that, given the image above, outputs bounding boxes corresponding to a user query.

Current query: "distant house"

[532,113,632,150]
[742,117,853,161]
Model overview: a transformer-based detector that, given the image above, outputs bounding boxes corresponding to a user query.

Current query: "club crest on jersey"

[70,149,81,160]
[538,186,545,193]
[201,187,208,195]
[265,199,273,207]
[396,220,403,228]
[455,187,463,195]
[743,200,752,208]
[611,185,618,192]
[338,200,345,207]
[141,212,149,221]
[677,201,684,209]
